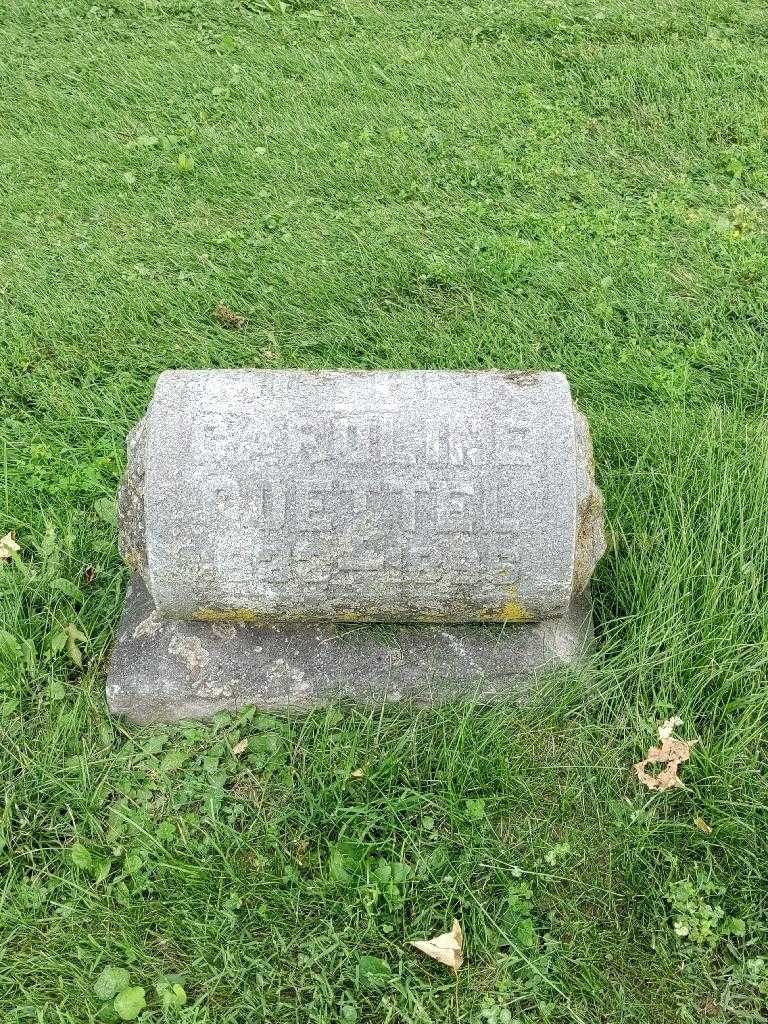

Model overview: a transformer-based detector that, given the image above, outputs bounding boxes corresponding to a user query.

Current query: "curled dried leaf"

[215,303,248,330]
[658,715,684,741]
[699,998,721,1018]
[409,919,463,971]
[634,735,698,791]
[0,532,21,562]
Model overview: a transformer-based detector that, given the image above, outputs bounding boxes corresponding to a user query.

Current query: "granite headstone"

[108,369,605,721]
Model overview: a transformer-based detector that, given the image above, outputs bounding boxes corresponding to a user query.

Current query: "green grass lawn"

[2,0,768,1020]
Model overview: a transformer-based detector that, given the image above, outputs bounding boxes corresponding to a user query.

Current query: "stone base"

[106,576,594,723]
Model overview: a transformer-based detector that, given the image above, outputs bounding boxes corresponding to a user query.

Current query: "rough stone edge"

[117,414,150,581]
[572,406,606,594]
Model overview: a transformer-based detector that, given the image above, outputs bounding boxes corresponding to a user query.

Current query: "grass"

[1,0,768,1020]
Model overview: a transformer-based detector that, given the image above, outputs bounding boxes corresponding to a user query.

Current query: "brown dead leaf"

[232,738,249,757]
[634,724,698,791]
[698,997,721,1017]
[83,565,96,586]
[0,532,21,562]
[694,816,713,834]
[409,919,463,971]
[293,839,309,864]
[215,303,248,330]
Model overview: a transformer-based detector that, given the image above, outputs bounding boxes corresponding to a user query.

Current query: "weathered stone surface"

[106,575,594,722]
[120,370,604,623]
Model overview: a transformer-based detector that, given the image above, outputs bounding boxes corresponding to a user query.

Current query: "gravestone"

[108,370,605,722]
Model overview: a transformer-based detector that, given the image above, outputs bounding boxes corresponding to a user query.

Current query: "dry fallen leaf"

[694,816,713,834]
[698,998,721,1018]
[409,919,463,971]
[658,715,684,741]
[0,532,21,562]
[215,303,248,330]
[634,717,698,791]
[294,839,309,864]
[232,738,249,756]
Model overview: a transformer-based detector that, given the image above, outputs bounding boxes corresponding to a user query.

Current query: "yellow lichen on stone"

[477,595,535,623]
[192,595,534,624]
[193,608,264,623]
[497,598,535,622]
[123,550,141,571]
